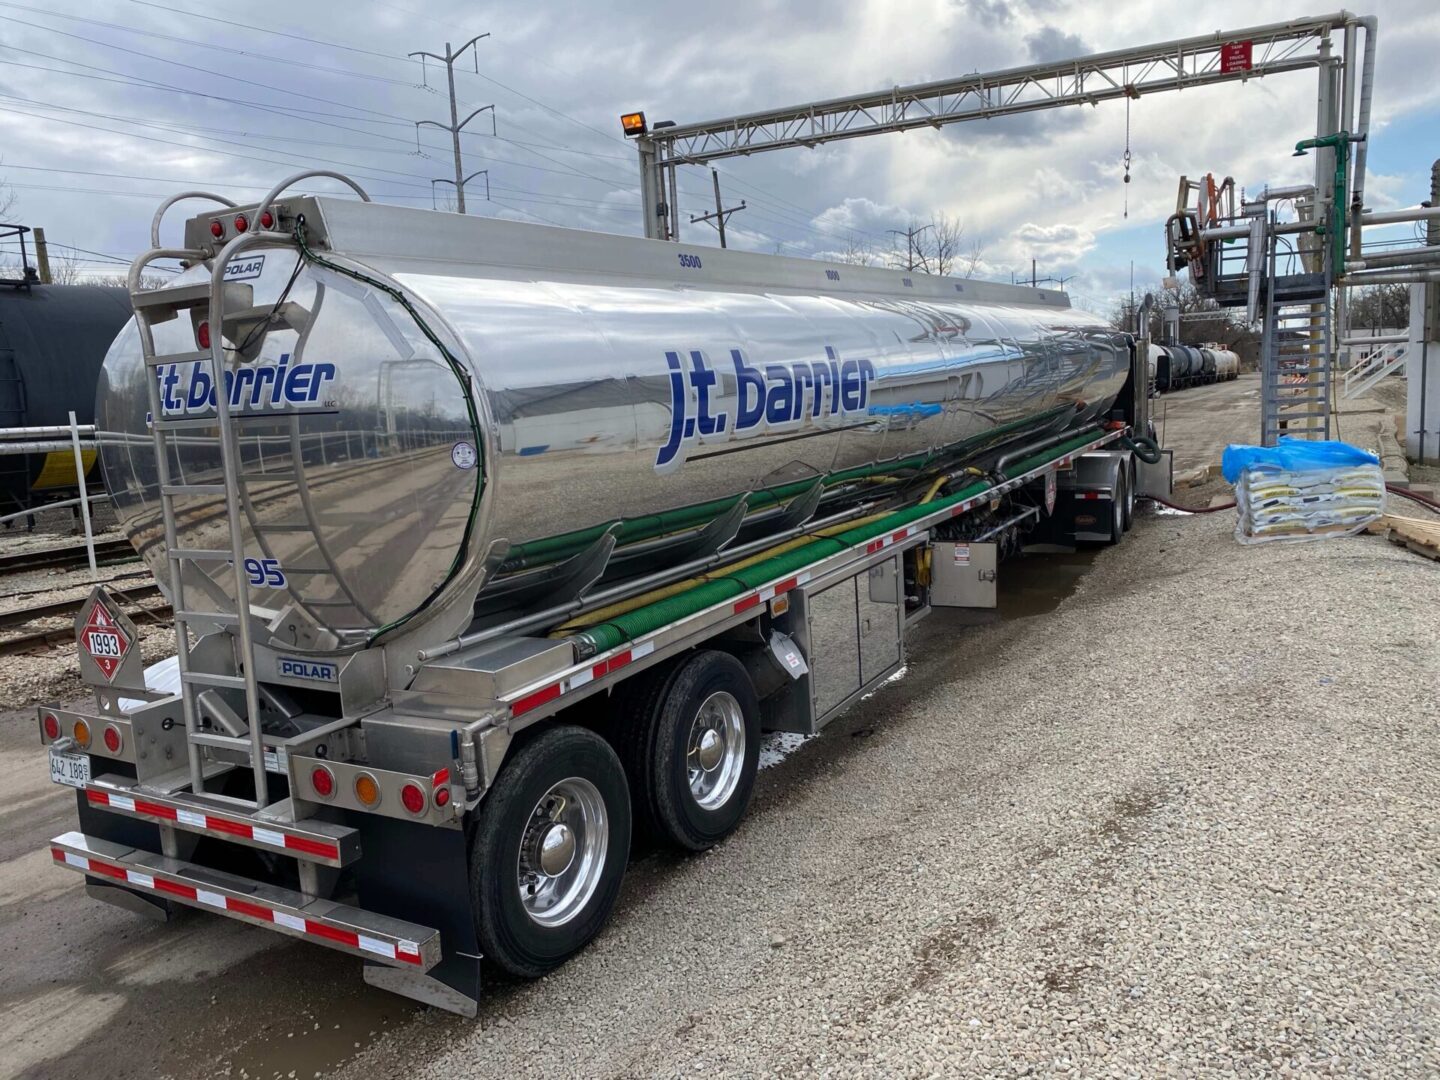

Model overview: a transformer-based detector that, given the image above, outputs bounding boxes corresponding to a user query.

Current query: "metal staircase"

[129,215,270,808]
[1259,229,1332,445]
[1342,341,1409,400]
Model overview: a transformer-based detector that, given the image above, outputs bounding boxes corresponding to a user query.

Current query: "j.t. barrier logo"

[155,352,337,417]
[656,346,875,473]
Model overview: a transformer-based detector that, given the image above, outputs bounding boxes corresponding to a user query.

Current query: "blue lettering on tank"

[155,353,337,418]
[655,345,875,473]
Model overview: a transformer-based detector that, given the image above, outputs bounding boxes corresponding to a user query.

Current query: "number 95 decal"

[243,557,287,589]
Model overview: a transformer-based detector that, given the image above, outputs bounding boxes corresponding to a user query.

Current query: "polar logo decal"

[656,346,876,473]
[277,657,338,683]
[155,353,337,417]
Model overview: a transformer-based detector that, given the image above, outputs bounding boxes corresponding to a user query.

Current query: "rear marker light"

[433,786,450,808]
[209,220,224,239]
[42,713,59,739]
[233,214,249,233]
[354,773,381,807]
[310,766,335,799]
[72,718,91,749]
[103,725,122,754]
[400,782,426,815]
[259,210,274,229]
[197,321,211,350]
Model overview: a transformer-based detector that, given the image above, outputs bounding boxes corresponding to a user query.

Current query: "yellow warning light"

[620,111,647,137]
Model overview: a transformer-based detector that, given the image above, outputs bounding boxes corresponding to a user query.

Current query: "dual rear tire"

[471,650,760,978]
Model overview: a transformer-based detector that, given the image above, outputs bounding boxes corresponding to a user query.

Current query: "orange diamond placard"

[80,603,131,681]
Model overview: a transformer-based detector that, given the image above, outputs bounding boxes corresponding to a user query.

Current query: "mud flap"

[73,782,178,921]
[355,815,481,1017]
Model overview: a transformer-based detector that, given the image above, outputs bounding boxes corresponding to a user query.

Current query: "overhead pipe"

[1360,206,1440,226]
[1340,269,1440,285]
[1348,15,1378,258]
[1347,246,1440,271]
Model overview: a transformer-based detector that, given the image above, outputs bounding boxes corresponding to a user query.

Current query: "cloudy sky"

[1,0,1436,313]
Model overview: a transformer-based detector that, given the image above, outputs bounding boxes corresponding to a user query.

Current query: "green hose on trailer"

[574,430,1101,655]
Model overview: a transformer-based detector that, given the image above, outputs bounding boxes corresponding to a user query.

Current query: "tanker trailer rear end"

[37,175,1146,1016]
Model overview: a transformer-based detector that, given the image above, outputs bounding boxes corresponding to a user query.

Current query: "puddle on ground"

[217,986,419,1080]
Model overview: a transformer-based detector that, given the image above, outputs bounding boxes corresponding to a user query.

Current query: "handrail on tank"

[149,191,238,250]
[127,248,206,294]
[255,171,370,230]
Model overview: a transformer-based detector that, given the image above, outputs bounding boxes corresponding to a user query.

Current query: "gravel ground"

[330,507,1440,1079]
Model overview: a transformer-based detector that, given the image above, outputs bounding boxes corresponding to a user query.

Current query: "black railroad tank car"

[0,283,134,513]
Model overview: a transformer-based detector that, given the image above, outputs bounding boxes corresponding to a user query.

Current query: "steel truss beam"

[651,14,1350,166]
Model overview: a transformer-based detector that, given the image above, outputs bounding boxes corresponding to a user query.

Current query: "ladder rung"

[176,609,241,625]
[154,416,220,431]
[169,548,233,561]
[183,671,247,689]
[145,349,211,369]
[163,483,226,497]
[131,282,212,313]
[188,731,254,750]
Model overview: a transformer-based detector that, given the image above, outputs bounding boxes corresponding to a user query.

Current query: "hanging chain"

[1123,94,1133,219]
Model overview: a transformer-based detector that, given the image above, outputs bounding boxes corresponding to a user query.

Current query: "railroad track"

[0,582,168,656]
[0,537,138,575]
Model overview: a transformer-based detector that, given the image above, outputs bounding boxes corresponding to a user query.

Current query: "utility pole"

[689,169,746,248]
[887,224,933,272]
[1031,258,1037,288]
[410,33,494,214]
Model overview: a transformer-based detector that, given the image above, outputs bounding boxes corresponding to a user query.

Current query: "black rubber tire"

[1106,469,1127,545]
[1122,459,1136,531]
[615,650,761,852]
[469,725,631,979]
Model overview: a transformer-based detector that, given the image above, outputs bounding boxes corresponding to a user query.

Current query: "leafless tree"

[1345,283,1409,331]
[92,272,172,290]
[928,211,983,278]
[835,235,878,266]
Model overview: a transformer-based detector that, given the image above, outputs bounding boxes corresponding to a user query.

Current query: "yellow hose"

[920,474,949,504]
[552,510,893,634]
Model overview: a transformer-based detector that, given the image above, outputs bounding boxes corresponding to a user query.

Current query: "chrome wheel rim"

[686,691,745,811]
[517,777,608,928]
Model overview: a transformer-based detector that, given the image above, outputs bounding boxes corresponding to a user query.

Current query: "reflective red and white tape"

[86,789,340,861]
[50,846,422,965]
[511,640,658,718]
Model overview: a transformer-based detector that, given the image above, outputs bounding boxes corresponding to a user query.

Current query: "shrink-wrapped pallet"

[1221,439,1385,544]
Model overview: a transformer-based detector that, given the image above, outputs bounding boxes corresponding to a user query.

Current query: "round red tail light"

[433,786,450,808]
[209,220,224,239]
[310,765,335,798]
[196,321,211,349]
[233,214,249,233]
[103,725,122,753]
[400,782,426,815]
[259,210,275,229]
[42,713,60,739]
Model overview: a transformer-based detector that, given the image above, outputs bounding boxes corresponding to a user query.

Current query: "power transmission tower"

[887,224,933,272]
[410,33,495,214]
[689,169,746,248]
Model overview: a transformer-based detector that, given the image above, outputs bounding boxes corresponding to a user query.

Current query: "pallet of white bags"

[1365,514,1440,562]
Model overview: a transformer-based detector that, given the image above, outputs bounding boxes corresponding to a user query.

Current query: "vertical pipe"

[68,411,97,580]
[667,160,680,242]
[636,137,663,240]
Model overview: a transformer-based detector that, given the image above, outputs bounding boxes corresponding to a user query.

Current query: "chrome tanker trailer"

[38,173,1161,1016]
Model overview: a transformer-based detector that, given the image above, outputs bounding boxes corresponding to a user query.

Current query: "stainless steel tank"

[99,197,1129,654]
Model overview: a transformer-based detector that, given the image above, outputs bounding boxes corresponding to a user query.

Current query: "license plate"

[50,750,91,789]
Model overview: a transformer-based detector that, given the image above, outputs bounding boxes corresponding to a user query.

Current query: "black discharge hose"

[1122,433,1163,464]
[1142,483,1440,515]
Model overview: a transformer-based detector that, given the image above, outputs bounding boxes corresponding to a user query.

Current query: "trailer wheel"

[1122,459,1136,531]
[618,650,760,852]
[1106,469,1127,545]
[469,725,630,979]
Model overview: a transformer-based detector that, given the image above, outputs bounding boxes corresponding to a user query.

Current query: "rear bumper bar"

[49,830,440,971]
